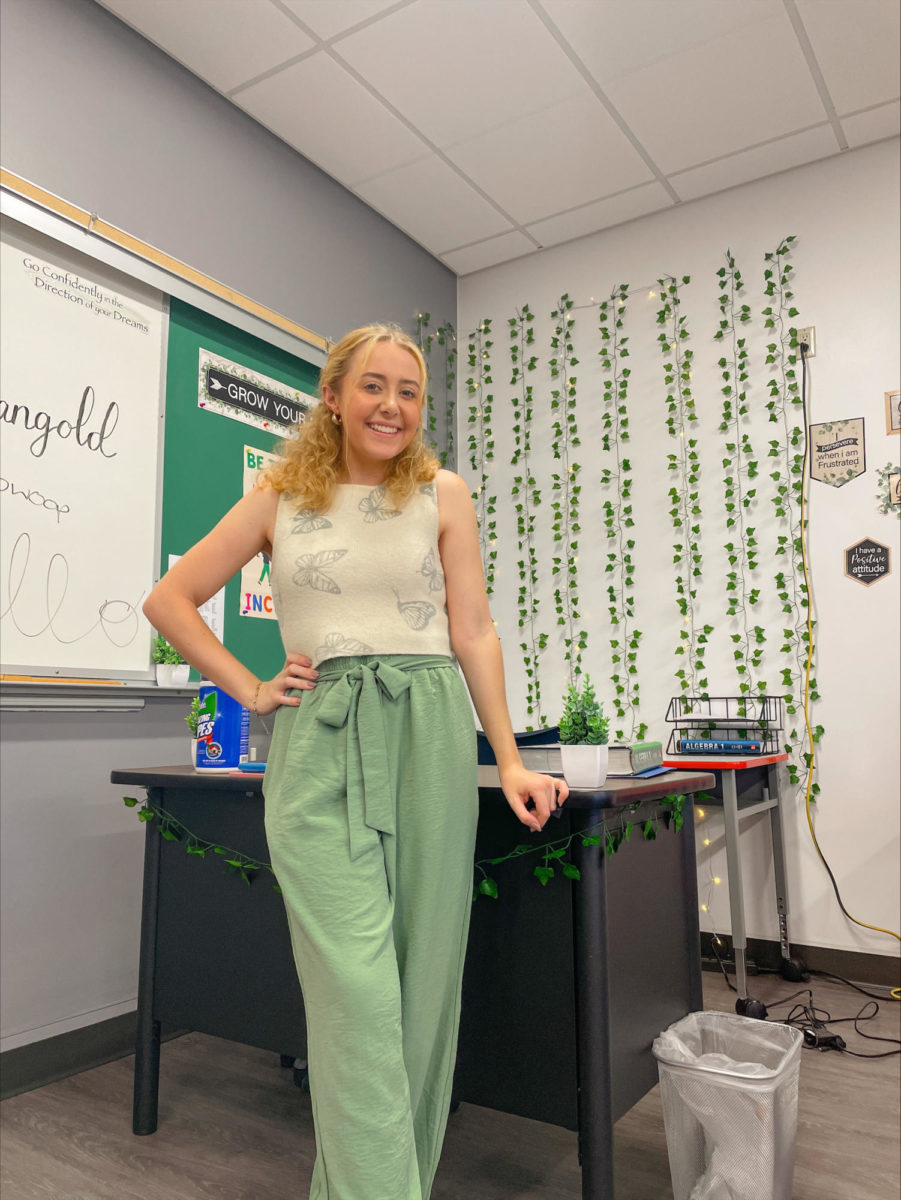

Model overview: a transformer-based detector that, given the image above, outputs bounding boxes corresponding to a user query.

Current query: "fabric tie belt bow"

[315,659,413,861]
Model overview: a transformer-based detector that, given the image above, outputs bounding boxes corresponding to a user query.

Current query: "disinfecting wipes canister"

[194,682,250,771]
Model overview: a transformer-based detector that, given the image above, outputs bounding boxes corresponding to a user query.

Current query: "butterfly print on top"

[392,588,436,630]
[291,510,333,535]
[359,486,402,524]
[293,549,348,594]
[419,547,444,593]
[316,631,374,661]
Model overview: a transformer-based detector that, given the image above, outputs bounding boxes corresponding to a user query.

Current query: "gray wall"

[0,0,456,1055]
[0,0,456,341]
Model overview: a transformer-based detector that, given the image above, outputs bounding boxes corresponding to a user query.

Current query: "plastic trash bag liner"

[652,1011,803,1200]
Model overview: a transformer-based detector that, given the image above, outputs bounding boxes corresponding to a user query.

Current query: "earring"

[330,411,341,426]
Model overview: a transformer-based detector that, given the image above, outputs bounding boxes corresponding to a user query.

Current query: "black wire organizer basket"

[665,696,784,757]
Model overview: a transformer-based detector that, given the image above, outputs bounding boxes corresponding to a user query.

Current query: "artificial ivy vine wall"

[509,305,547,726]
[656,275,710,702]
[459,238,821,800]
[598,285,646,743]
[549,293,587,684]
[466,320,497,595]
[761,237,822,792]
[417,312,458,469]
[716,251,764,701]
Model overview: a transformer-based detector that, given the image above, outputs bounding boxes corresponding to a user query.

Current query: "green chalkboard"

[161,297,321,681]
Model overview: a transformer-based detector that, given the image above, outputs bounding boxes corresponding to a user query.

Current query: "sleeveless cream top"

[270,482,452,667]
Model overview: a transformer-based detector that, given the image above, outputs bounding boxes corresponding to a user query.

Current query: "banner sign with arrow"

[197,348,316,435]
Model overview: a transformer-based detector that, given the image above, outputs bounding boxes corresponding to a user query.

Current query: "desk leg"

[720,771,749,1002]
[133,792,162,1135]
[681,799,704,1013]
[766,763,793,964]
[572,808,614,1200]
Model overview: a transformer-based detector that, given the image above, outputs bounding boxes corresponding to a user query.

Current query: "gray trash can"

[652,1011,803,1200]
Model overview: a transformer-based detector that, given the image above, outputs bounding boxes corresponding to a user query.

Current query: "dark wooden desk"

[112,765,713,1200]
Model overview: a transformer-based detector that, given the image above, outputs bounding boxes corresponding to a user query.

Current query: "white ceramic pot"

[155,663,190,687]
[190,739,198,768]
[560,744,609,789]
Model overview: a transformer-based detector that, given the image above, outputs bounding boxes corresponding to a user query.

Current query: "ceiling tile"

[525,182,672,249]
[540,0,776,86]
[670,126,840,202]
[604,8,826,174]
[841,102,901,150]
[236,52,428,186]
[280,0,404,41]
[796,0,900,116]
[96,0,314,94]
[355,155,513,252]
[446,89,652,225]
[441,231,536,276]
[333,0,583,147]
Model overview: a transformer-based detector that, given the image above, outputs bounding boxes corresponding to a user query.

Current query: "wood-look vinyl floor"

[1,971,898,1200]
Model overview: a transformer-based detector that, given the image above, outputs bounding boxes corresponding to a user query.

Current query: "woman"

[143,323,567,1199]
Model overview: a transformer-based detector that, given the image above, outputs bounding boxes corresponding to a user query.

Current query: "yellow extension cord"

[797,345,900,1000]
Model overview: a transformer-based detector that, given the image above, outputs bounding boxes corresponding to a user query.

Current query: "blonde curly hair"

[264,324,439,513]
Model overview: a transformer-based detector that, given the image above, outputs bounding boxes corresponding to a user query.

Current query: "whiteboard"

[0,217,166,677]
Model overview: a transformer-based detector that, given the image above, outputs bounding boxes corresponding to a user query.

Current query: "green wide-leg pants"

[263,655,478,1200]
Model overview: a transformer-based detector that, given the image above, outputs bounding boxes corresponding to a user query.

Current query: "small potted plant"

[151,634,189,687]
[558,675,610,788]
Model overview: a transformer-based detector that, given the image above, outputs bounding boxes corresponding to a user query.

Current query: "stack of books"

[517,740,665,777]
[677,737,762,755]
[606,740,665,776]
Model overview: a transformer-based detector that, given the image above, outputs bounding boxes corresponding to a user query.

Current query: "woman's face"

[324,340,424,482]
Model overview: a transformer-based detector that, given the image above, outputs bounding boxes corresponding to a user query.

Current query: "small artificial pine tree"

[558,675,610,745]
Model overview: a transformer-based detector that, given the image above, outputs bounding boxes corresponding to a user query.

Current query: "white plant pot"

[155,663,189,687]
[190,739,198,768]
[560,744,609,789]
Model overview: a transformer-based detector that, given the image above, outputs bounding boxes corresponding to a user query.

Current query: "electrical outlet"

[796,326,816,357]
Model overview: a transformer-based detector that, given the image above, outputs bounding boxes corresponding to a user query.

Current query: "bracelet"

[249,680,263,715]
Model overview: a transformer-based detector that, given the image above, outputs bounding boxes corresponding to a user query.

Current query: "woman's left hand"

[499,766,569,833]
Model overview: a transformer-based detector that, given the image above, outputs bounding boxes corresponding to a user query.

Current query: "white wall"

[458,139,901,959]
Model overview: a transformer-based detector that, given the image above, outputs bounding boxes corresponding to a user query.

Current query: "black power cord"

[704,952,900,1059]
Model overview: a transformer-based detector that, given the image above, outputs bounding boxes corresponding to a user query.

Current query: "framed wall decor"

[886,390,900,435]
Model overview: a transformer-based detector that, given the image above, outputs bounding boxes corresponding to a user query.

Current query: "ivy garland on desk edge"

[122,791,686,902]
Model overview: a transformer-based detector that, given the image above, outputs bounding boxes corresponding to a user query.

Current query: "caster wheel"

[280,1054,294,1069]
[780,955,808,983]
[449,1099,461,1115]
[293,1065,311,1092]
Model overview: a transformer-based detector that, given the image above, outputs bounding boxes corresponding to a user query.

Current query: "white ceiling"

[94,0,900,276]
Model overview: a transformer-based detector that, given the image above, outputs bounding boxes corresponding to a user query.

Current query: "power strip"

[802,1028,846,1051]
